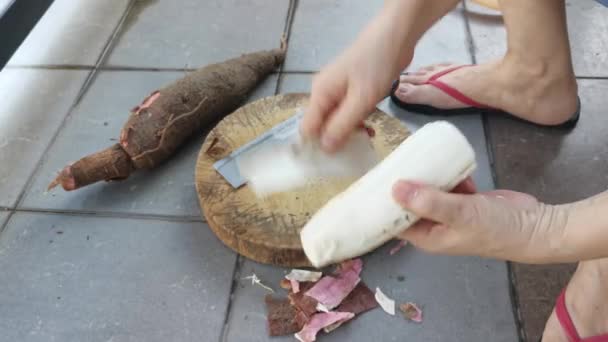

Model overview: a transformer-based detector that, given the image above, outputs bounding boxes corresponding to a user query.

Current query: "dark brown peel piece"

[264,295,301,336]
[335,281,378,314]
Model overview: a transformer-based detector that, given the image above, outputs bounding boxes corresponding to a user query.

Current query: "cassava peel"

[49,38,287,191]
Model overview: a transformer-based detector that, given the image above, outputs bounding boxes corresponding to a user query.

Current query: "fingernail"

[393,181,418,204]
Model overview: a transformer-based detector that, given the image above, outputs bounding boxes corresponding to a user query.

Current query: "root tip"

[47,166,77,192]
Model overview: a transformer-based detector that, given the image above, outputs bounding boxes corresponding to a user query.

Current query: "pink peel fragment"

[294,312,354,342]
[132,90,160,114]
[400,302,423,323]
[389,240,408,255]
[304,259,363,311]
[290,279,300,293]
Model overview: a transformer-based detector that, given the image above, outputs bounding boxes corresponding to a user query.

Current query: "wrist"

[561,191,608,261]
[521,203,571,264]
[484,202,570,264]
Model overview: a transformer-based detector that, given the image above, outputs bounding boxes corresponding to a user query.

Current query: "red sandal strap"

[425,65,496,110]
[556,288,582,341]
[555,288,608,342]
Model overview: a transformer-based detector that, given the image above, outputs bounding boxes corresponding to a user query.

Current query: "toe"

[396,84,469,109]
[417,62,453,73]
[399,73,428,85]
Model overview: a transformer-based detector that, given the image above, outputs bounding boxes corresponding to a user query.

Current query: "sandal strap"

[424,65,496,110]
[555,288,608,342]
[556,288,582,341]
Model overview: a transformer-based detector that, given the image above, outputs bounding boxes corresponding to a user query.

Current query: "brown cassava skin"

[49,41,287,191]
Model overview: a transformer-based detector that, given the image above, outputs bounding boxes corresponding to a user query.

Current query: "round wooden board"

[195,93,410,267]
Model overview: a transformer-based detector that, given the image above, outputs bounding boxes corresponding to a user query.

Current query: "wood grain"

[195,93,409,267]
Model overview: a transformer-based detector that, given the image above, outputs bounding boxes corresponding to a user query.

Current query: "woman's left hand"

[391,178,567,263]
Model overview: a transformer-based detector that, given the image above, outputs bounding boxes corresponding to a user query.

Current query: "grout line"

[10,0,137,210]
[4,64,95,70]
[71,0,136,107]
[11,207,205,223]
[461,1,478,66]
[6,63,321,75]
[575,76,608,80]
[7,63,608,80]
[220,3,298,340]
[275,0,299,95]
[507,262,527,342]
[0,210,16,234]
[219,255,243,342]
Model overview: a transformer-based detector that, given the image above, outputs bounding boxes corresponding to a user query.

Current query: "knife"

[213,109,379,196]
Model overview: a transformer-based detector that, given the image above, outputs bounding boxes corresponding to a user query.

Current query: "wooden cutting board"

[195,93,409,267]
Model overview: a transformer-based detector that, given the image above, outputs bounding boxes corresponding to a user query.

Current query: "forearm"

[521,191,608,264]
[356,0,461,70]
[561,190,608,261]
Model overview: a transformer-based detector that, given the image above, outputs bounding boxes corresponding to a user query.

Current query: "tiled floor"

[0,213,236,342]
[2,0,606,341]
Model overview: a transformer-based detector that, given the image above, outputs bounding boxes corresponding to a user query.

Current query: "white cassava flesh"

[300,121,476,268]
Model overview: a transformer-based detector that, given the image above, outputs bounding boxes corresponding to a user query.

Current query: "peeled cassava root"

[48,38,287,191]
[300,121,477,268]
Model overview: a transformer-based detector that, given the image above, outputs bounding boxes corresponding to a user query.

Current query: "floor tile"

[22,71,278,216]
[7,0,130,66]
[225,243,517,342]
[284,1,470,72]
[511,263,576,342]
[564,0,608,76]
[467,0,608,76]
[279,74,495,191]
[105,0,289,69]
[0,68,89,208]
[0,212,236,342]
[487,79,608,340]
[488,79,608,203]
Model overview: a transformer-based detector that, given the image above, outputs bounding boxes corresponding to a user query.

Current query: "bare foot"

[392,57,578,126]
[541,259,608,341]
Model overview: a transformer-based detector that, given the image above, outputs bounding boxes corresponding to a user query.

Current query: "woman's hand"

[391,178,570,264]
[301,5,416,153]
[301,0,463,153]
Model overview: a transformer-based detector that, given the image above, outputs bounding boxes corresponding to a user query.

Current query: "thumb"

[392,180,471,225]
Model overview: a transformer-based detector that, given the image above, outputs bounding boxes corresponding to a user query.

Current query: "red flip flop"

[539,288,608,342]
[389,64,580,129]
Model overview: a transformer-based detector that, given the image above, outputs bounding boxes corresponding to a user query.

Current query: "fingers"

[392,180,470,225]
[320,86,371,152]
[300,71,346,139]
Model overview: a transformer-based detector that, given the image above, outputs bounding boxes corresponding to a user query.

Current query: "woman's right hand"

[300,6,414,153]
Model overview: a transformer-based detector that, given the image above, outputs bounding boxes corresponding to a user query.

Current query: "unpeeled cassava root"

[300,121,477,268]
[48,37,287,191]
